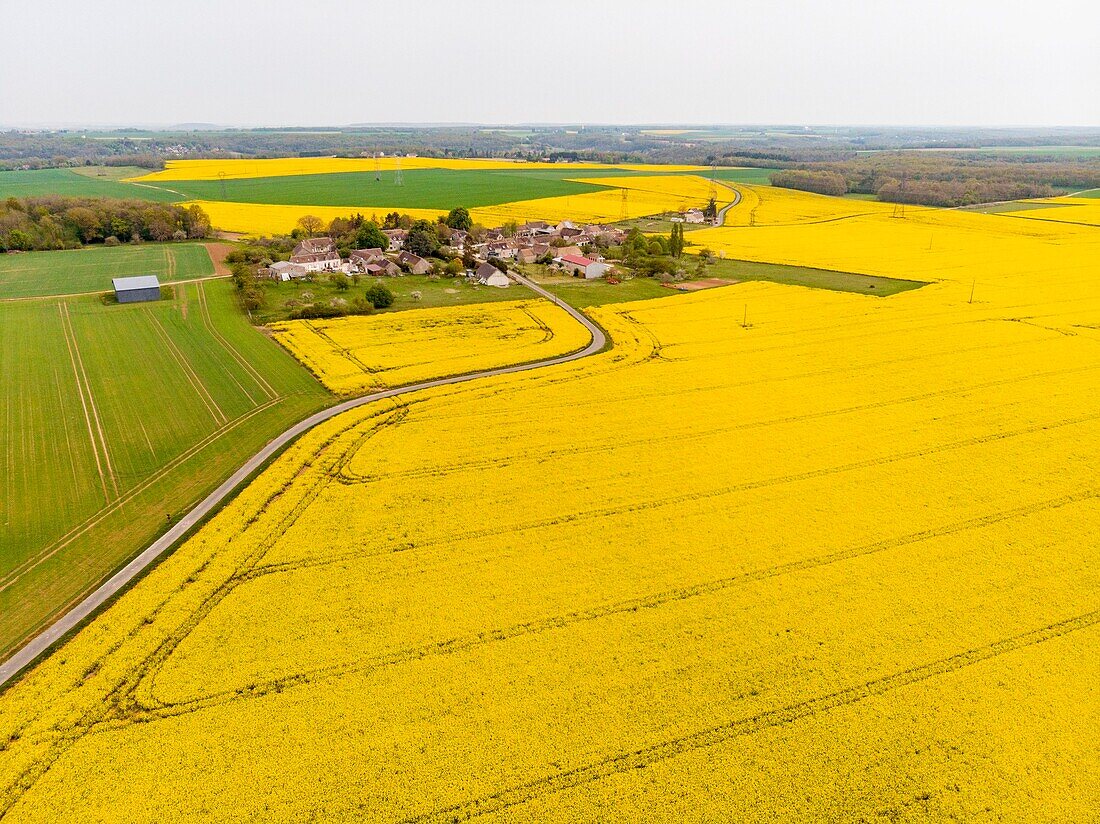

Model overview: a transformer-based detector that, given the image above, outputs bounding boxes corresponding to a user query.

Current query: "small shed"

[113,275,161,303]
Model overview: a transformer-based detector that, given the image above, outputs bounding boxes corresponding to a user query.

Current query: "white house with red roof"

[555,253,611,280]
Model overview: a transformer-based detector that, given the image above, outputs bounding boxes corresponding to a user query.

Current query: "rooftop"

[112,275,161,291]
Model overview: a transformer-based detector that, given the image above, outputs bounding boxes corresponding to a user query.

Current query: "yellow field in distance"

[181,174,734,235]
[270,299,591,396]
[999,196,1100,227]
[130,157,713,182]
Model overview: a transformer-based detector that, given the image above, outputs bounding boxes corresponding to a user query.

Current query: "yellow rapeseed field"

[189,200,448,236]
[998,196,1100,227]
[177,174,733,235]
[131,158,711,182]
[270,299,590,396]
[2,185,1099,821]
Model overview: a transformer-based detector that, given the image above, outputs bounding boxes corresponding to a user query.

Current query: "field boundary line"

[0,271,604,687]
[406,605,1100,823]
[56,303,115,501]
[196,281,277,400]
[0,397,285,597]
[0,275,230,304]
[144,307,228,425]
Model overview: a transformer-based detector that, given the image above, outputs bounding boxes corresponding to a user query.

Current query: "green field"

[0,167,181,203]
[705,167,780,185]
[533,274,675,308]
[706,257,927,296]
[160,167,663,210]
[0,243,215,299]
[0,279,331,662]
[253,273,528,324]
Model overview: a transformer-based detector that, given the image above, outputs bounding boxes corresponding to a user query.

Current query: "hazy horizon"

[1,0,1098,128]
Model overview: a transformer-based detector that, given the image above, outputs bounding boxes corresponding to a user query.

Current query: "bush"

[364,282,394,309]
[103,235,120,246]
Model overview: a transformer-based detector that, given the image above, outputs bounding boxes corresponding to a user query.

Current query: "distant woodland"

[0,197,211,251]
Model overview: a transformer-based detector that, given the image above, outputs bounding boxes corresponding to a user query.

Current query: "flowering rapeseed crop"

[2,193,1099,822]
[999,196,1100,227]
[177,174,732,235]
[270,299,590,395]
[131,158,712,182]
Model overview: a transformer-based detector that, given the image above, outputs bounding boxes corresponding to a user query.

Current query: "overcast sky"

[1,0,1097,128]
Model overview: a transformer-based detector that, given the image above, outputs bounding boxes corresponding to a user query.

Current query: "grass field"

[159,168,653,210]
[0,243,217,300]
[0,167,181,203]
[251,274,527,324]
[0,278,330,665]
[705,257,926,296]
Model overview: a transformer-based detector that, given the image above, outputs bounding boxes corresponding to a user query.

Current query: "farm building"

[269,261,308,281]
[290,237,342,272]
[556,254,611,280]
[396,251,432,274]
[347,249,386,273]
[474,263,510,288]
[112,275,161,303]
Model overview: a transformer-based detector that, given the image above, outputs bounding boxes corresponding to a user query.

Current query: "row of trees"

[0,196,211,252]
[770,153,1100,206]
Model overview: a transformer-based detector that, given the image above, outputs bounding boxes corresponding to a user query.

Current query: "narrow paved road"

[715,183,742,225]
[0,273,605,689]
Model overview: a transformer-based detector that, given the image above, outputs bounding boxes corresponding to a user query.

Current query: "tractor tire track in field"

[57,303,118,501]
[262,405,1100,578]
[196,281,277,400]
[143,307,227,425]
[339,357,1100,486]
[0,397,286,599]
[404,605,1100,823]
[0,272,604,691]
[122,486,1100,723]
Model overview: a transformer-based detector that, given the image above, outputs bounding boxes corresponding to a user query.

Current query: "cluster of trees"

[608,226,710,279]
[770,153,1100,206]
[770,169,848,197]
[0,196,210,251]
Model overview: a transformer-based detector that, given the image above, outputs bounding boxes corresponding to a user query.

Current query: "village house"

[444,229,468,251]
[554,245,584,259]
[362,259,401,277]
[347,248,386,273]
[684,208,706,224]
[381,229,407,250]
[269,260,308,281]
[515,242,553,264]
[556,253,612,280]
[396,250,432,274]
[290,237,342,272]
[483,239,519,260]
[515,221,554,240]
[475,262,511,288]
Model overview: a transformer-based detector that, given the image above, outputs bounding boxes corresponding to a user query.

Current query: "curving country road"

[0,272,605,690]
[715,183,742,225]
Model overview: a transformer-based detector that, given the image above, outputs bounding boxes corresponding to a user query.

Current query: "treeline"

[0,197,211,251]
[769,152,1100,206]
[770,169,847,196]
